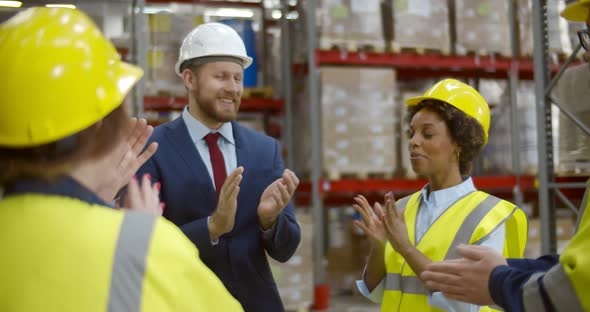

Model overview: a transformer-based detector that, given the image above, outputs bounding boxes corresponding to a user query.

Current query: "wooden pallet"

[392,42,451,55]
[548,51,575,62]
[456,49,512,58]
[243,86,273,99]
[319,37,387,53]
[325,170,394,181]
[556,169,590,177]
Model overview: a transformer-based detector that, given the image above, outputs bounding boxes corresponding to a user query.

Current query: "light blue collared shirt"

[182,106,237,184]
[356,177,506,312]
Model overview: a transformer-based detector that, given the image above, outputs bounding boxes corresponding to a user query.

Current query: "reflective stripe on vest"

[384,195,501,293]
[522,265,585,312]
[108,211,156,312]
[445,195,501,259]
[560,184,590,311]
[384,274,428,295]
[394,196,411,211]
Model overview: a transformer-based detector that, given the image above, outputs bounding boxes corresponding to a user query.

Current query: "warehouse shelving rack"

[301,0,587,309]
[532,0,589,254]
[133,0,296,158]
[131,0,292,141]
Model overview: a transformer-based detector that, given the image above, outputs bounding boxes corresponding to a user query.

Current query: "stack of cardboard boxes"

[392,0,451,53]
[325,208,371,295]
[481,80,540,175]
[454,0,512,56]
[320,67,397,177]
[319,0,384,50]
[314,0,575,57]
[525,217,576,258]
[268,211,314,310]
[293,67,397,178]
[557,64,590,175]
[146,13,203,96]
[518,0,575,57]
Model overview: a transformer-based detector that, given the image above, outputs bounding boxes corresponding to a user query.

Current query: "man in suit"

[136,23,301,311]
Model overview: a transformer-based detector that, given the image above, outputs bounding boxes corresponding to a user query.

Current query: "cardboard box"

[319,0,384,48]
[556,64,590,175]
[527,217,576,243]
[326,212,372,294]
[148,13,203,46]
[392,0,450,52]
[320,67,397,175]
[524,217,575,258]
[455,0,512,55]
[269,212,313,310]
[524,240,571,259]
[293,67,398,176]
[518,0,575,56]
[237,114,265,134]
[480,81,539,175]
[145,45,185,96]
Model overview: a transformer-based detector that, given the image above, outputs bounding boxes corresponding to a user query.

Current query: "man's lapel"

[165,117,217,203]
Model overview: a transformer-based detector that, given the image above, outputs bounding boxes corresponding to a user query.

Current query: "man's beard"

[192,88,238,123]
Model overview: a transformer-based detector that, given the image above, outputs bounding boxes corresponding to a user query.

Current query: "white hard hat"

[175,22,253,76]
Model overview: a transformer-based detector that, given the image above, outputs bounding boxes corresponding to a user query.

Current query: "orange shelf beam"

[314,50,578,80]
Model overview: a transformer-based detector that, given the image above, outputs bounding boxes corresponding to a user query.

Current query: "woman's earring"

[455,150,461,161]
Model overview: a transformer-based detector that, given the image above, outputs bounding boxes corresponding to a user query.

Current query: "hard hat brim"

[404,95,489,144]
[115,62,144,103]
[405,96,440,106]
[175,55,253,77]
[561,0,590,22]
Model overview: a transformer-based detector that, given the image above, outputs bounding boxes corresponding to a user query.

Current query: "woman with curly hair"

[353,79,528,312]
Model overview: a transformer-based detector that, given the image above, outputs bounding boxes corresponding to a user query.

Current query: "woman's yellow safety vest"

[0,194,243,312]
[382,190,528,312]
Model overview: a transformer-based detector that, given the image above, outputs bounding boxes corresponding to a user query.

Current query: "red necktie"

[204,132,227,199]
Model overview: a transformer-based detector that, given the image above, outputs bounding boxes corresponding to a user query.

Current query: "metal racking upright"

[532,0,588,254]
[304,1,328,308]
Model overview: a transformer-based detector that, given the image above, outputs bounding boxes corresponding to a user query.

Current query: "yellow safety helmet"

[561,0,590,23]
[406,79,491,144]
[0,7,143,148]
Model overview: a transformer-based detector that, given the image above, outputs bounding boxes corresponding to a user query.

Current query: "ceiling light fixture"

[0,1,22,8]
[46,4,76,9]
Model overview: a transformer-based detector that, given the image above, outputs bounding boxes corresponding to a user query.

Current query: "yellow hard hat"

[561,0,590,22]
[0,7,143,148]
[406,79,491,144]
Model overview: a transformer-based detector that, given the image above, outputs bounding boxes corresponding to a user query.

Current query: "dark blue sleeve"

[138,152,218,260]
[489,255,560,312]
[261,141,301,263]
[489,265,531,312]
[507,254,560,271]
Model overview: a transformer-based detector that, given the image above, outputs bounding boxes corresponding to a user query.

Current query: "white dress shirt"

[356,177,506,312]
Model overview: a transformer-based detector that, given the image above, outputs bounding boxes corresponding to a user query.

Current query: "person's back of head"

[0,7,142,185]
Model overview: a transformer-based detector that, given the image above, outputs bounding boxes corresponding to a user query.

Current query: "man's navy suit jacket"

[136,117,301,312]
